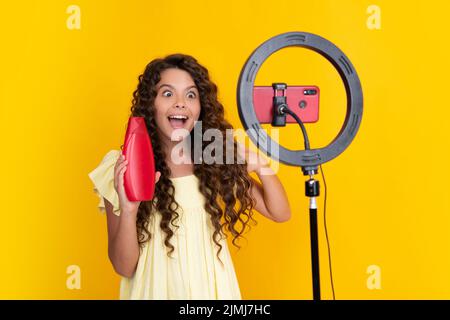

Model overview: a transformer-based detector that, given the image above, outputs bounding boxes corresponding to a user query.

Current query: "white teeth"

[168,115,188,120]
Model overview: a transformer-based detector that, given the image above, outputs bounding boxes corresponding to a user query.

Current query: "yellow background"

[0,0,449,299]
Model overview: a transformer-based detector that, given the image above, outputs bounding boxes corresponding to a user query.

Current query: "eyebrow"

[157,84,198,91]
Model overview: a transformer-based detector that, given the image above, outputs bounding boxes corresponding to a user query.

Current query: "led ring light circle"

[237,31,363,168]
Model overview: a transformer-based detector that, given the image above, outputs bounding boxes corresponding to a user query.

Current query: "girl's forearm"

[109,211,140,278]
[256,167,291,222]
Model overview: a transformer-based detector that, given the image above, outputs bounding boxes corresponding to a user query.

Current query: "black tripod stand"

[272,83,321,300]
[305,168,321,300]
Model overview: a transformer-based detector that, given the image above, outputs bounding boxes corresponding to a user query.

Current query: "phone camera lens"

[299,100,307,109]
[303,89,317,95]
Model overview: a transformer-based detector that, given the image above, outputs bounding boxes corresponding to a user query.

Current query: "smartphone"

[253,86,320,124]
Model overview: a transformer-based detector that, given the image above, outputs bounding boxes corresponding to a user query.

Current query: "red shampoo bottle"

[122,117,156,201]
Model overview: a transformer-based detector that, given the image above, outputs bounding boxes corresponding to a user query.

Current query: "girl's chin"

[166,127,192,142]
[155,122,193,143]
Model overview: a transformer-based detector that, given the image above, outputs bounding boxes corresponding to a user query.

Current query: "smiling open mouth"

[168,115,189,129]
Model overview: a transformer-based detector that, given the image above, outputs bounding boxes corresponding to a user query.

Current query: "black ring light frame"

[236,31,363,300]
[237,31,363,173]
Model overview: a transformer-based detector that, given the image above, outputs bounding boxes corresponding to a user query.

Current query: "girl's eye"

[187,92,197,99]
[162,90,196,98]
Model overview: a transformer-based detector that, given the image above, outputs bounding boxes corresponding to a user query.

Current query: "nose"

[175,102,186,109]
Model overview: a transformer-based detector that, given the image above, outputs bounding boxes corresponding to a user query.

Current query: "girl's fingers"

[114,160,128,181]
[115,156,125,168]
[116,160,128,173]
[115,161,127,190]
[119,163,127,181]
[117,165,131,203]
[114,156,124,171]
[115,156,126,170]
[155,171,161,184]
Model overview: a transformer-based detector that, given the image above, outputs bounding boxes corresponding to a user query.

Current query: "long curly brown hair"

[121,53,257,265]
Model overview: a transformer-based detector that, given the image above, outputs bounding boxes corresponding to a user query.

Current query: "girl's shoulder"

[88,149,122,215]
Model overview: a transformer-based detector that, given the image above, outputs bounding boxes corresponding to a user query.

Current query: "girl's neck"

[161,137,194,178]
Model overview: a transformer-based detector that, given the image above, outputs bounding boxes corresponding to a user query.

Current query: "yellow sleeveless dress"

[88,150,242,300]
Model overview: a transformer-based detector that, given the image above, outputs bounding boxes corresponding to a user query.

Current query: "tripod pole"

[305,172,321,300]
[309,197,320,300]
